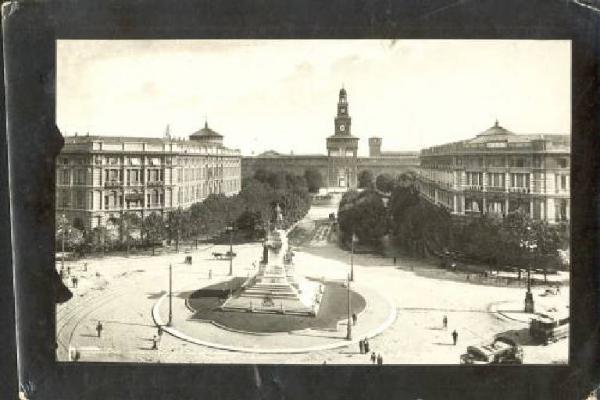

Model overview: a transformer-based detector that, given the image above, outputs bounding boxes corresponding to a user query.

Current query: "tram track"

[56,244,219,359]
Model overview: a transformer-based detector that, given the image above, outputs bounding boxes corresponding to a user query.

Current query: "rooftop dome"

[339,87,347,97]
[189,121,223,140]
[477,120,513,136]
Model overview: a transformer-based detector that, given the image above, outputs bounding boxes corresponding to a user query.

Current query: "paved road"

[56,200,568,364]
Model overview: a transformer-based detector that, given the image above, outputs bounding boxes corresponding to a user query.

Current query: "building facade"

[56,123,241,230]
[417,121,570,223]
[242,87,419,188]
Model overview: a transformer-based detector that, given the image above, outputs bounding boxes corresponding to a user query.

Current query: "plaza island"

[220,215,324,316]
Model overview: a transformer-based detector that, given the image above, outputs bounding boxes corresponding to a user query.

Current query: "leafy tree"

[143,212,165,256]
[304,168,323,193]
[338,190,388,246]
[375,173,395,193]
[120,212,142,254]
[357,170,375,189]
[56,215,85,253]
[166,208,187,252]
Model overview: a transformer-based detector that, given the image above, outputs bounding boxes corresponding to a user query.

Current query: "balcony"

[147,180,164,187]
[508,187,530,194]
[463,185,483,192]
[104,180,122,188]
[486,186,506,193]
[125,193,144,201]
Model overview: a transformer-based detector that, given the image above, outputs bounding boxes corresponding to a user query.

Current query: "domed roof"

[189,121,223,139]
[477,120,513,136]
[339,87,347,97]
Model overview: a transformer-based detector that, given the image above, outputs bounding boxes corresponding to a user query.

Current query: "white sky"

[57,39,570,156]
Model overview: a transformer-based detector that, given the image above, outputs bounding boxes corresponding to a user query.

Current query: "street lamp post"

[227,225,234,276]
[521,226,536,313]
[60,214,66,273]
[350,232,356,282]
[346,273,352,340]
[168,263,173,326]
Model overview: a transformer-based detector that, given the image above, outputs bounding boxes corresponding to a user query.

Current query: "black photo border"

[2,1,600,399]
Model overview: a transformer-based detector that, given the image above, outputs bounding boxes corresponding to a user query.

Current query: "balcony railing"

[104,180,122,188]
[508,187,530,194]
[147,180,164,186]
[486,186,506,192]
[463,185,483,191]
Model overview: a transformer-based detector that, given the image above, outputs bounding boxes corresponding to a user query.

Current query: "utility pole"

[168,264,173,326]
[61,215,66,273]
[346,273,352,340]
[228,226,234,276]
[350,232,355,282]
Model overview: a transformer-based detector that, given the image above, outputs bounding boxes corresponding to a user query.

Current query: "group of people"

[62,262,88,288]
[151,326,164,350]
[442,315,459,345]
[358,337,383,365]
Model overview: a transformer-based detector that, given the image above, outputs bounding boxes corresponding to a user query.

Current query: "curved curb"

[487,301,531,324]
[151,290,396,354]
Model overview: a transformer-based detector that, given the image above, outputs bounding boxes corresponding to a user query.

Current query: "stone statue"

[275,203,284,228]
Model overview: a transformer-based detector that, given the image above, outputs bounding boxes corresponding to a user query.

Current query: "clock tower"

[326,87,359,189]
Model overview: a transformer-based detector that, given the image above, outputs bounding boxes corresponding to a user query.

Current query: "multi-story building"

[417,121,570,223]
[242,87,419,188]
[56,122,241,230]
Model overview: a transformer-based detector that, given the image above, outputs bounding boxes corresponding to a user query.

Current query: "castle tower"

[369,137,382,157]
[326,87,359,189]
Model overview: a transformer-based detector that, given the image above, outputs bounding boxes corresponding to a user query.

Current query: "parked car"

[460,337,523,365]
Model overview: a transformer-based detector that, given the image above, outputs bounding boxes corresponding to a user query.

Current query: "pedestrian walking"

[67,266,71,276]
[208,269,212,280]
[377,353,383,365]
[556,285,561,294]
[359,339,365,354]
[151,335,158,350]
[393,257,397,265]
[452,330,458,345]
[71,276,78,288]
[96,321,103,338]
[363,338,370,353]
[442,315,448,329]
[157,326,163,341]
[370,352,376,364]
[83,262,88,272]
[352,313,357,326]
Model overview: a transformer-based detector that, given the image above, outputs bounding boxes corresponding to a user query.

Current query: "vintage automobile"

[529,308,569,345]
[460,337,523,365]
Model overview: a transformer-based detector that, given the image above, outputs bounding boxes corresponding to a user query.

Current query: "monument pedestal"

[524,291,535,313]
[221,229,324,316]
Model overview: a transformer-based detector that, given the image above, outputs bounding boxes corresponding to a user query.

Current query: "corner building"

[56,122,241,230]
[417,121,570,223]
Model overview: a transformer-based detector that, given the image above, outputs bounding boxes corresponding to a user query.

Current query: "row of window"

[423,156,569,170]
[59,155,240,167]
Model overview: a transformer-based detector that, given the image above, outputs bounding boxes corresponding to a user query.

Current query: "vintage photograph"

[54,39,571,365]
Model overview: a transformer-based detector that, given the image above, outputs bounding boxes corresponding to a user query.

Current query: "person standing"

[452,330,458,345]
[352,313,357,326]
[157,326,163,341]
[359,339,365,354]
[377,353,383,365]
[363,338,370,353]
[151,335,158,350]
[96,321,103,338]
[393,257,397,265]
[443,315,448,329]
[208,269,213,280]
[370,352,377,364]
